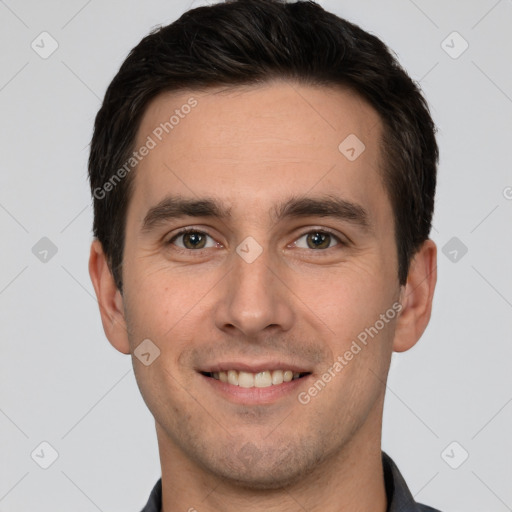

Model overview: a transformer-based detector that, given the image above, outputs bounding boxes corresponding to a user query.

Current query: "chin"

[199,441,326,491]
[211,463,309,491]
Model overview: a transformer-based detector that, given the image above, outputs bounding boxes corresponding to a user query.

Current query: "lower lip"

[201,373,311,405]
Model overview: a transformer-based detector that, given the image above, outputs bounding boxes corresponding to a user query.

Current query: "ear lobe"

[88,239,131,355]
[393,239,437,353]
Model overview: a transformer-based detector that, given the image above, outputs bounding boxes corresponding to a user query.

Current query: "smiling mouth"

[201,370,311,388]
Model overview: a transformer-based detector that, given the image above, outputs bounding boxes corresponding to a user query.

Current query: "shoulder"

[382,452,444,512]
[139,478,162,512]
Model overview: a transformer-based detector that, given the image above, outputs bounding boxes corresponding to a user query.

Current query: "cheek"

[300,259,393,329]
[296,260,398,384]
[122,262,222,380]
[122,274,203,413]
[131,353,205,448]
[123,259,206,335]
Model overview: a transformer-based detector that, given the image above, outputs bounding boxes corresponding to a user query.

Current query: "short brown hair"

[88,0,438,291]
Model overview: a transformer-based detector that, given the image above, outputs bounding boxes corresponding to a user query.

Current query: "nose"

[214,243,295,339]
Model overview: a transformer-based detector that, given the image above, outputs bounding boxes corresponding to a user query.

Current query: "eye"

[168,229,218,250]
[166,228,344,252]
[293,230,341,250]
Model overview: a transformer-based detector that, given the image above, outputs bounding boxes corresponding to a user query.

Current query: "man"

[88,0,440,510]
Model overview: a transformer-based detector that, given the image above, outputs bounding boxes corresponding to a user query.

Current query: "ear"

[393,239,437,353]
[88,239,131,355]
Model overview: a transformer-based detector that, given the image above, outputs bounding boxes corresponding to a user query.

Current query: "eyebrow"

[141,194,371,233]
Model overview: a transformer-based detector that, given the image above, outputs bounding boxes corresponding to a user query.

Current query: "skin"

[89,80,437,512]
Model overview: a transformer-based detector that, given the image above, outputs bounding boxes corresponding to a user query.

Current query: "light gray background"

[1,0,511,511]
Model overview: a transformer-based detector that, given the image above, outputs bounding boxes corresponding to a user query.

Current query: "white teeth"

[238,371,254,388]
[272,370,284,385]
[227,370,239,386]
[254,371,272,388]
[211,369,306,388]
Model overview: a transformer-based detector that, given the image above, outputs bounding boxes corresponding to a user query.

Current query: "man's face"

[120,81,402,487]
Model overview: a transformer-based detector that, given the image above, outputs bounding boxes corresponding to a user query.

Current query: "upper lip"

[198,360,312,374]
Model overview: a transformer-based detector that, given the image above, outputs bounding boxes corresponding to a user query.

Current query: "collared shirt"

[140,451,442,512]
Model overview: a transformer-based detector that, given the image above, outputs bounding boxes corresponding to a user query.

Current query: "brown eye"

[307,231,331,249]
[169,230,214,250]
[294,230,340,250]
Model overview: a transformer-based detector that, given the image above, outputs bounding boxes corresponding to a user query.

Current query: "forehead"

[131,80,387,224]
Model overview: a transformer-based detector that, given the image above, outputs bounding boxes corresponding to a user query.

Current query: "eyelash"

[166,227,345,254]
